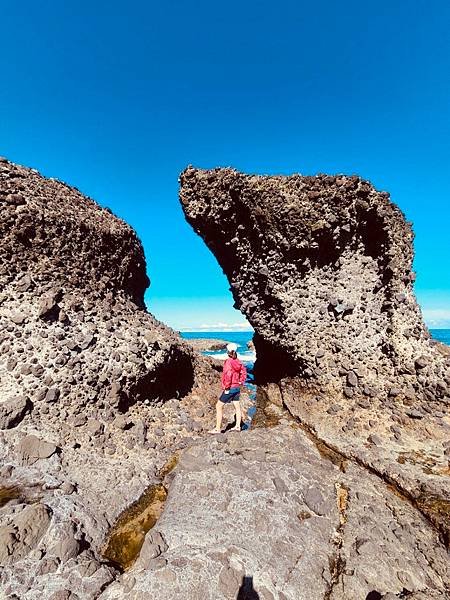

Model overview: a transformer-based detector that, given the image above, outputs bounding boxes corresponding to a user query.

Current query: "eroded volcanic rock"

[180,167,450,545]
[180,167,448,396]
[0,158,217,597]
[0,158,213,416]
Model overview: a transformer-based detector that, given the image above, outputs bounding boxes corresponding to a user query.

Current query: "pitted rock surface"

[180,167,449,401]
[0,159,216,421]
[180,166,450,545]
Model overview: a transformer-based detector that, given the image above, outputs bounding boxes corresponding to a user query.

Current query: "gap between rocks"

[323,482,349,600]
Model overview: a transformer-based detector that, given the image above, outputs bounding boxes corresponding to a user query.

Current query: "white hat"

[226,343,238,353]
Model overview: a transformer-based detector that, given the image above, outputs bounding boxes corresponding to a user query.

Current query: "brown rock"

[0,504,51,565]
[0,396,32,429]
[18,434,58,465]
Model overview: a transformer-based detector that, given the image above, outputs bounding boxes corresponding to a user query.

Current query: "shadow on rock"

[236,576,259,600]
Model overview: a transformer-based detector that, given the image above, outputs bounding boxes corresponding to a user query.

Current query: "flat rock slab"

[186,338,231,352]
[0,503,51,565]
[17,434,58,465]
[100,425,449,600]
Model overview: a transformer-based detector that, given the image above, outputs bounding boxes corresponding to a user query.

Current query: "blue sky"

[1,1,449,330]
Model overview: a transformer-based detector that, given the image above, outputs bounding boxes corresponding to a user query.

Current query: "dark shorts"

[219,387,241,404]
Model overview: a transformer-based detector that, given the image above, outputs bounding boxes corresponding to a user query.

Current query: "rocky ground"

[100,422,449,600]
[185,338,231,353]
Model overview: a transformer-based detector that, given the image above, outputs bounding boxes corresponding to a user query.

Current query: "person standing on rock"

[209,343,247,434]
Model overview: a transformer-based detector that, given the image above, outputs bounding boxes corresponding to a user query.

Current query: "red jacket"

[221,357,247,390]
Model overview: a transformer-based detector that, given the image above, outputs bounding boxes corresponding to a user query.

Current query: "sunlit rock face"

[180,166,449,405]
[99,424,450,600]
[0,158,212,418]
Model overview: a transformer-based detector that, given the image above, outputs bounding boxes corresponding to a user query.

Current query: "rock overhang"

[179,165,449,403]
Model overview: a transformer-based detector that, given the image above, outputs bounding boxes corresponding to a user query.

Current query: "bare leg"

[216,401,224,430]
[232,401,242,431]
[209,401,224,433]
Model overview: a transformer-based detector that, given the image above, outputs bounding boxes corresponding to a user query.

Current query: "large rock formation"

[0,157,213,416]
[180,167,449,397]
[0,158,218,597]
[180,168,450,550]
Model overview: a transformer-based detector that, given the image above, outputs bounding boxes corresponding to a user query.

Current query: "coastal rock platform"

[100,424,449,600]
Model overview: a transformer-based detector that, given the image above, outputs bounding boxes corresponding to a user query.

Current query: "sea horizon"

[181,328,450,347]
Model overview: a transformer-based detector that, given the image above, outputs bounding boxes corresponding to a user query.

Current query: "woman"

[209,343,247,433]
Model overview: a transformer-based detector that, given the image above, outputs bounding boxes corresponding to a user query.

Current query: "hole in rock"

[252,332,303,385]
[365,593,382,600]
[118,350,195,412]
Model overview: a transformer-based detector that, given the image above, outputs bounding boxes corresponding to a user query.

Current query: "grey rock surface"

[100,425,450,599]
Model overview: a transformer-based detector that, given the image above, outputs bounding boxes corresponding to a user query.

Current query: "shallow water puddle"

[101,453,180,571]
[102,483,167,571]
[251,386,282,429]
[158,453,179,479]
[416,494,450,548]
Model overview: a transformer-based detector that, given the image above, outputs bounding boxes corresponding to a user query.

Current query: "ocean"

[181,331,255,364]
[431,329,450,345]
[181,329,450,361]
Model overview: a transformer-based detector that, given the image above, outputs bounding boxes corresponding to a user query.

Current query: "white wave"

[207,351,256,362]
[208,352,229,361]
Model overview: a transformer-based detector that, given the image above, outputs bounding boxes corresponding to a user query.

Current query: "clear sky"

[1,1,449,330]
